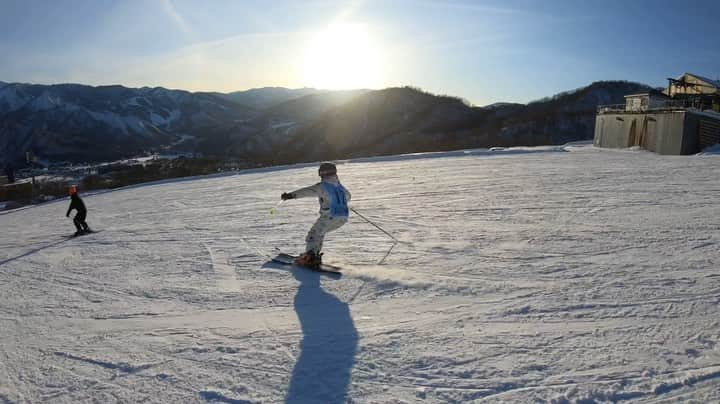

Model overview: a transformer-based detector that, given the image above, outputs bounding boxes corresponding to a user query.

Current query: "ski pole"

[350,207,398,265]
[269,199,284,215]
[378,241,397,265]
[350,207,397,241]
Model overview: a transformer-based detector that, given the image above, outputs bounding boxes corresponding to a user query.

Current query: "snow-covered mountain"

[216,87,326,109]
[0,83,252,164]
[1,144,718,402]
[221,89,370,157]
[259,81,652,163]
[1,80,652,167]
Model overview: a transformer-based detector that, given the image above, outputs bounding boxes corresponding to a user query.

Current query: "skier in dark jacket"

[66,185,90,236]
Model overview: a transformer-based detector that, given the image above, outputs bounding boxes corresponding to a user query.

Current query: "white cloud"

[160,0,192,36]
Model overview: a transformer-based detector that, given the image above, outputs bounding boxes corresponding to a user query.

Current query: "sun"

[303,23,384,90]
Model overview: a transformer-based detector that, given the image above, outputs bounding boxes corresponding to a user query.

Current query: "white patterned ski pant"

[306,215,348,254]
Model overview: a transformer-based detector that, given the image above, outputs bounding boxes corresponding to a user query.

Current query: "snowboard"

[70,229,96,238]
[271,253,342,274]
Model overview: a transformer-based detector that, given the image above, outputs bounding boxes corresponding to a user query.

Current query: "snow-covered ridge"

[0,83,29,111]
[3,80,652,167]
[0,82,252,164]
[0,83,233,131]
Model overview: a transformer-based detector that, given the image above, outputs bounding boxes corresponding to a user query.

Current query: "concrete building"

[624,91,670,112]
[594,73,720,155]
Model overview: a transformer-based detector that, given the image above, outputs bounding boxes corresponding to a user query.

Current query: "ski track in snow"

[1,145,719,403]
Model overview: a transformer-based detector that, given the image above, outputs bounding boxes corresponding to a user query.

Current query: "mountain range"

[0,80,652,167]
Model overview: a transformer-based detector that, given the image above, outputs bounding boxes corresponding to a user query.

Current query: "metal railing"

[597,104,626,113]
[597,99,714,113]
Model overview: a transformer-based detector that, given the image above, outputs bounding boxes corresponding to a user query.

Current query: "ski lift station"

[594,73,720,154]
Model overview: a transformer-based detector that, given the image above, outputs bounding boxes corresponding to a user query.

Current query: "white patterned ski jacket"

[288,175,352,217]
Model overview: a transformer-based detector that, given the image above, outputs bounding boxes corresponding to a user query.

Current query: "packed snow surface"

[1,145,719,403]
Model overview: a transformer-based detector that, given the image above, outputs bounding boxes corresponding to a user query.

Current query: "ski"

[271,253,342,274]
[69,229,97,238]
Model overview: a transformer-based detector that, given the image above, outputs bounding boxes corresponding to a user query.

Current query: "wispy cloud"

[424,33,512,51]
[417,0,525,15]
[331,0,368,23]
[160,0,191,36]
[102,30,308,92]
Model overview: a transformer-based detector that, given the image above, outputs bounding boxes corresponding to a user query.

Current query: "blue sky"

[0,0,718,105]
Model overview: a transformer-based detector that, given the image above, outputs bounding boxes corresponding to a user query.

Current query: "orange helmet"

[68,185,78,196]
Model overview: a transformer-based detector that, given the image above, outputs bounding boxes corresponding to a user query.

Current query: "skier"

[66,185,90,236]
[281,162,351,267]
[4,164,15,184]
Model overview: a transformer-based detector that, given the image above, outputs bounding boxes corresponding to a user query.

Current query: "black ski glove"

[281,192,295,200]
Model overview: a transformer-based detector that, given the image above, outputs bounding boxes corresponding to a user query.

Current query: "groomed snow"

[1,144,719,403]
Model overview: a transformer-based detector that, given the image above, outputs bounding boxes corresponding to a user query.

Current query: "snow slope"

[1,145,719,403]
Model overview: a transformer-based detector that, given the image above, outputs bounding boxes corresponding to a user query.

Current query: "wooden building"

[666,73,720,97]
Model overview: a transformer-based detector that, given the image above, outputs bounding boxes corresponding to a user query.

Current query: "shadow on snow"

[0,237,70,268]
[285,265,358,403]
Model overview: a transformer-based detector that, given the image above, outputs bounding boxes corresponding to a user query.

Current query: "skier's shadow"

[286,267,358,403]
[0,237,70,268]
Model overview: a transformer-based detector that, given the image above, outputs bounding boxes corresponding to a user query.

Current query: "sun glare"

[303,23,384,90]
